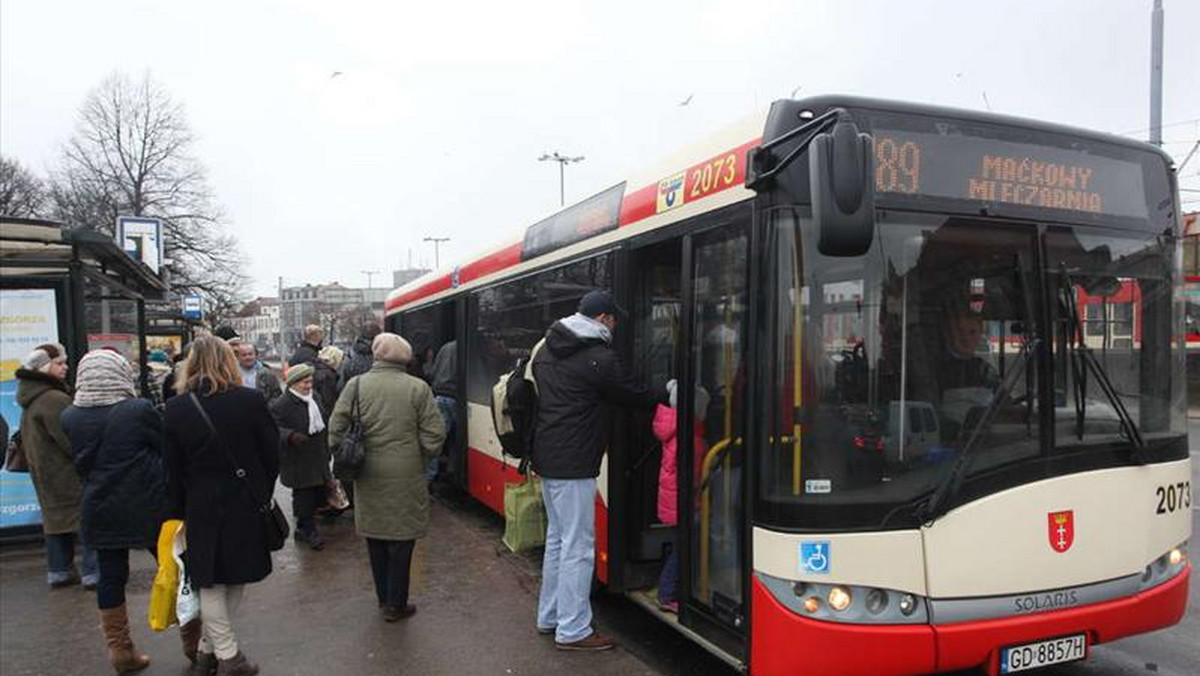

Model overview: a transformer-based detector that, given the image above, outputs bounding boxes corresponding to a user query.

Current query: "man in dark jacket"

[339,322,381,387]
[531,290,660,652]
[290,325,324,366]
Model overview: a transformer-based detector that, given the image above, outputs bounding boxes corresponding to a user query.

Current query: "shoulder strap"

[188,392,268,508]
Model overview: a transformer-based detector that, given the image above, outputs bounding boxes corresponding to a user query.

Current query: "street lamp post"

[538,151,585,206]
[423,236,450,269]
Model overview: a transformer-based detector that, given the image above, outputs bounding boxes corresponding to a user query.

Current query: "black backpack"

[491,342,542,464]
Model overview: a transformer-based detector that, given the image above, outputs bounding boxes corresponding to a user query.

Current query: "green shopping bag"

[502,476,547,553]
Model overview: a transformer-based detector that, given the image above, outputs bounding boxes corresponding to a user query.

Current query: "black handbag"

[189,393,289,551]
[333,378,367,481]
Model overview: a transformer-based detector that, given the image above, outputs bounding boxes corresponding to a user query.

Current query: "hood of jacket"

[15,368,70,407]
[545,313,611,359]
[352,335,374,356]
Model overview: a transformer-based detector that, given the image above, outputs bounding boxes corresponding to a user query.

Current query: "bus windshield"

[756,208,1188,531]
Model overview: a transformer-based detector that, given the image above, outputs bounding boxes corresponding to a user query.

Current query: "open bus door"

[617,215,752,668]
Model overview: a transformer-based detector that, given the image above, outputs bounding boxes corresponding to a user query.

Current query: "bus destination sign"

[872,127,1148,219]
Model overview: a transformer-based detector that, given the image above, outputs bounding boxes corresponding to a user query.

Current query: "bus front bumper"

[750,565,1190,676]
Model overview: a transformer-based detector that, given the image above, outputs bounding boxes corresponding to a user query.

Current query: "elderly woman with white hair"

[14,342,98,589]
[270,363,331,550]
[328,332,444,622]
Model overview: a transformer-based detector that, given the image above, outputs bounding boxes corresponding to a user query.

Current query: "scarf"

[73,350,137,408]
[290,388,326,435]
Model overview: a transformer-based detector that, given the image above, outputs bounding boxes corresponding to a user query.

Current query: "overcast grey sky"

[3,0,1198,297]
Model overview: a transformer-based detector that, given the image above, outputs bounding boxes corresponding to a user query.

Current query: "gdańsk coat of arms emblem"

[1048,510,1075,553]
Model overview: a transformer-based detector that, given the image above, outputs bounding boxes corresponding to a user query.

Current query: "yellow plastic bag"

[148,519,183,632]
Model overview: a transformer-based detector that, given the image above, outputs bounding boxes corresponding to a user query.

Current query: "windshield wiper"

[1056,266,1147,458]
[918,344,1032,523]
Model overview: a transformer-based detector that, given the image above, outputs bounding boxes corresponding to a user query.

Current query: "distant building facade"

[228,297,281,357]
[280,282,387,356]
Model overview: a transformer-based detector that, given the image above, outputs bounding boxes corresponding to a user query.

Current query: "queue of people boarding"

[7,289,681,672]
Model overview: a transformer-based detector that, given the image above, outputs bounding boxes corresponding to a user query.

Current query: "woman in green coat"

[15,343,98,588]
[328,332,444,622]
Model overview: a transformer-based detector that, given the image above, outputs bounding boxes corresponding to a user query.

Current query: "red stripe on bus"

[618,184,657,226]
[461,242,523,282]
[389,138,760,310]
[386,243,524,312]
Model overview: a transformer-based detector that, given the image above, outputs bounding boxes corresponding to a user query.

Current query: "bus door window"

[688,227,749,622]
[628,241,683,564]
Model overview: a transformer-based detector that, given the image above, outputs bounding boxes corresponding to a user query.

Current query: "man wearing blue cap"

[531,290,662,651]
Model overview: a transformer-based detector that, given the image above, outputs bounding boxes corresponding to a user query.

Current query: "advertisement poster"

[0,288,60,529]
[146,334,182,359]
[87,333,138,360]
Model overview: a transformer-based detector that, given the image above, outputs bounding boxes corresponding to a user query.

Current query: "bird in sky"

[678,94,693,107]
[330,71,344,79]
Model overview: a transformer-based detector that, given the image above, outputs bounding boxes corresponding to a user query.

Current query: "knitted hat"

[22,342,66,373]
[286,362,314,386]
[372,333,412,364]
[318,345,345,369]
[74,350,136,408]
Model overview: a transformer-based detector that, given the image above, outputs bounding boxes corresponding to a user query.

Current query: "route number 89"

[874,137,921,194]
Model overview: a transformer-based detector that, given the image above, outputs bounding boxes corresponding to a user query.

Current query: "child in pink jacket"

[653,380,709,612]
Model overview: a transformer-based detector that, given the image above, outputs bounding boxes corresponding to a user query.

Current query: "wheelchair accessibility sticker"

[799,541,831,575]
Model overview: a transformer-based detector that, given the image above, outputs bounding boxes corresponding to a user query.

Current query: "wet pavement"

[2,442,1197,676]
[0,489,661,676]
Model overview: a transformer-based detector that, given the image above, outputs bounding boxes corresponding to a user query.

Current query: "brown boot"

[180,618,203,662]
[188,652,218,676]
[98,604,150,673]
[216,651,259,676]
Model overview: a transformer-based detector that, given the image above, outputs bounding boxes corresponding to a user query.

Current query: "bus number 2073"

[1154,482,1191,514]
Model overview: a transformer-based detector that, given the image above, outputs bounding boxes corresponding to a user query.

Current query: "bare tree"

[0,156,48,218]
[50,71,248,306]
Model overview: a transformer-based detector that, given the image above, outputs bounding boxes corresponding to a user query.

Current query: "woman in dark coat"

[15,342,97,589]
[269,363,330,550]
[312,345,343,419]
[164,336,279,676]
[62,350,185,673]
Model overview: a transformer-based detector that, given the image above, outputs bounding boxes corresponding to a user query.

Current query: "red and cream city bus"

[385,96,1191,676]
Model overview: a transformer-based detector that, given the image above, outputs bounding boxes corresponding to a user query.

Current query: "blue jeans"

[657,540,679,604]
[537,477,596,643]
[428,395,456,482]
[45,532,98,586]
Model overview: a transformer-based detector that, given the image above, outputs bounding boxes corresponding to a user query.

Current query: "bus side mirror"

[811,116,876,257]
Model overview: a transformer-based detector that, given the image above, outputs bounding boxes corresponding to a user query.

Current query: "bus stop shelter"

[1,216,168,535]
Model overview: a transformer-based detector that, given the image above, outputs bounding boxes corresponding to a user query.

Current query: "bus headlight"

[827,586,852,612]
[1139,541,1188,592]
[1168,547,1184,567]
[758,573,928,624]
[865,588,889,615]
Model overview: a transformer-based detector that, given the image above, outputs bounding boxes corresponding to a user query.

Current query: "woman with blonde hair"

[329,332,443,622]
[164,336,279,676]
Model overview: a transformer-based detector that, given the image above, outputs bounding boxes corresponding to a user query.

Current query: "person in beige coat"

[328,332,444,622]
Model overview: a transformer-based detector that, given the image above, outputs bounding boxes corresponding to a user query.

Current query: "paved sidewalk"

[0,491,657,676]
